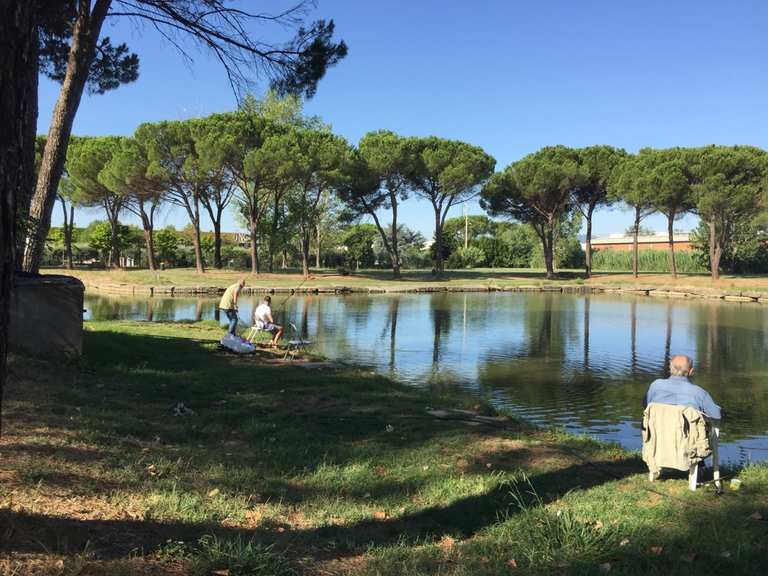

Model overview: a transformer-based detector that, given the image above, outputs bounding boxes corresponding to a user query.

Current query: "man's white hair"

[670,354,693,377]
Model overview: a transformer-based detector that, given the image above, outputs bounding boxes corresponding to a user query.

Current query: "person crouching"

[254,295,283,348]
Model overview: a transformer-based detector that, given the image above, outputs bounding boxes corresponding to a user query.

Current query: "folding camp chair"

[246,325,272,345]
[647,415,721,492]
[284,322,311,360]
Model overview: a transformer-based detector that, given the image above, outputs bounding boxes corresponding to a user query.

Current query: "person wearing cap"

[253,295,283,348]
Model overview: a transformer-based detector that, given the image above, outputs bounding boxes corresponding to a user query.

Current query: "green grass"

[3,321,768,575]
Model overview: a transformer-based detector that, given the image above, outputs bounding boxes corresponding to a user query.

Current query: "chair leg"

[712,427,721,492]
[689,462,698,491]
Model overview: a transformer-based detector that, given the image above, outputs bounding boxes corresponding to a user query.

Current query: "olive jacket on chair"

[641,402,712,474]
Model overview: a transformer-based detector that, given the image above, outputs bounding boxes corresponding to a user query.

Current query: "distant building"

[588,232,693,252]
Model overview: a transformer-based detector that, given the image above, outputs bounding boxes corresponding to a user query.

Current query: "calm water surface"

[85,292,768,464]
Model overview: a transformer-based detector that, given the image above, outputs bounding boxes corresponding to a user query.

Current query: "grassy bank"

[2,321,767,575]
[42,266,768,294]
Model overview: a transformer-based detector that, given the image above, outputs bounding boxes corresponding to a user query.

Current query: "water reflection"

[84,291,768,464]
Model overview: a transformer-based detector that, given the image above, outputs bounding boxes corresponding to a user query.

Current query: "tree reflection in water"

[84,291,768,462]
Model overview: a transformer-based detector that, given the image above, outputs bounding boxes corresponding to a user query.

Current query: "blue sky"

[40,0,768,238]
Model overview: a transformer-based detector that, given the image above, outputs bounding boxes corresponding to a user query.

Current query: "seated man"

[253,295,283,348]
[644,354,722,420]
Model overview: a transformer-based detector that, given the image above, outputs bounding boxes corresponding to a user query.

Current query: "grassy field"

[2,321,767,575]
[42,266,768,294]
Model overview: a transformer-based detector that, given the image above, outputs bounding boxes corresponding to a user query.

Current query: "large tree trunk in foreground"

[667,213,677,279]
[709,220,722,281]
[22,0,112,273]
[1,0,36,437]
[15,22,38,270]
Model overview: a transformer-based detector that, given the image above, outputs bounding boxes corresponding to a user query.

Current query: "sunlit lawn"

[42,266,768,294]
[1,321,767,575]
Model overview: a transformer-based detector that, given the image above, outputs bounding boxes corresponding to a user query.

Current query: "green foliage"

[689,145,768,276]
[155,227,179,264]
[482,146,581,276]
[447,245,485,269]
[87,221,114,257]
[624,224,656,236]
[474,223,536,268]
[692,218,768,274]
[342,223,378,269]
[591,249,706,273]
[405,136,496,271]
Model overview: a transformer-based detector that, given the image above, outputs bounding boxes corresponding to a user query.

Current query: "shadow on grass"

[5,327,762,575]
[0,456,643,559]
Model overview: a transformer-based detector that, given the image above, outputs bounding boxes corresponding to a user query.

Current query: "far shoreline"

[46,267,768,304]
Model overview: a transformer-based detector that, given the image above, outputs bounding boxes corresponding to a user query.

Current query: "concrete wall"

[9,274,85,357]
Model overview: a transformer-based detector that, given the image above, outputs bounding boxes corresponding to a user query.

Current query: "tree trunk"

[268,199,280,273]
[390,191,401,279]
[15,22,38,270]
[108,214,120,268]
[249,208,259,275]
[23,0,113,273]
[142,228,156,271]
[709,220,721,281]
[632,209,640,279]
[61,199,74,269]
[300,223,310,278]
[213,216,222,269]
[191,218,205,273]
[667,212,677,279]
[543,222,555,280]
[0,0,35,437]
[137,203,157,271]
[315,223,321,269]
[584,204,594,278]
[433,208,443,275]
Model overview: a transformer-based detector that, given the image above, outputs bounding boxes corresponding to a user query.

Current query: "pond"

[85,291,768,465]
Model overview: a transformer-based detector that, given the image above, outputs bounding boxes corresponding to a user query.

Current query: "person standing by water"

[219,278,246,336]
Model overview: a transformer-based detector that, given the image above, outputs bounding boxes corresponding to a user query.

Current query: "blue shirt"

[644,376,722,419]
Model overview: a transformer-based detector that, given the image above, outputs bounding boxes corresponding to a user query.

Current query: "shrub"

[591,248,706,273]
[447,245,486,269]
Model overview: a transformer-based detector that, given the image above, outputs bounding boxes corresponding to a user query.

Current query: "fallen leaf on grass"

[593,520,604,530]
[439,536,455,550]
[649,546,664,556]
[207,488,220,498]
[373,511,387,520]
[600,562,612,573]
[749,511,763,520]
[720,551,731,558]
[507,559,518,569]
[619,538,630,547]
[211,570,229,576]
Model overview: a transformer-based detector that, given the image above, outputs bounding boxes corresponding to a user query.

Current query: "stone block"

[10,274,84,357]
